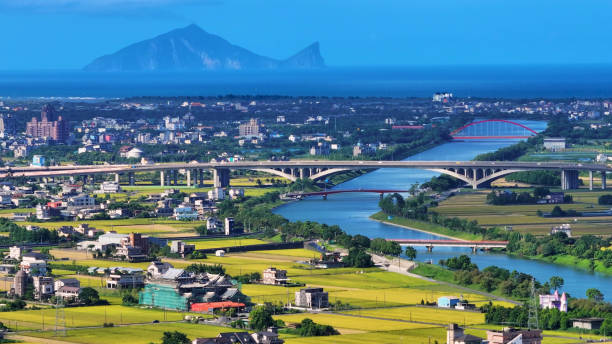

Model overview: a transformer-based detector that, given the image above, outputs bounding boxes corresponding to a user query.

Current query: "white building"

[228,188,244,199]
[173,206,199,221]
[20,260,47,276]
[99,182,121,193]
[67,194,96,207]
[208,187,225,201]
[224,217,234,235]
[125,147,143,159]
[56,286,81,301]
[147,261,172,278]
[543,137,566,152]
[98,232,129,246]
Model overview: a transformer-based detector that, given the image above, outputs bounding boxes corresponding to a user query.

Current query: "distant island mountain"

[84,24,325,72]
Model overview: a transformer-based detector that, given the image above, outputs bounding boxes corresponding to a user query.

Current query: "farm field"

[274,313,438,332]
[20,322,233,344]
[0,305,199,331]
[342,306,485,325]
[184,238,268,249]
[21,218,202,236]
[0,245,603,344]
[435,190,612,236]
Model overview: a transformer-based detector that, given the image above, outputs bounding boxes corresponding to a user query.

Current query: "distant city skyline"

[1,0,611,70]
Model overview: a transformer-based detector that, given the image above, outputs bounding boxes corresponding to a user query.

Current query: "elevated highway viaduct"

[1,160,609,191]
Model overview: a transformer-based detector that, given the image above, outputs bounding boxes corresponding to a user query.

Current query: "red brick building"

[26,104,69,142]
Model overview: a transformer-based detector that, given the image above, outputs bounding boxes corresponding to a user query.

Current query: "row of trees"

[439,255,549,299]
[507,232,612,268]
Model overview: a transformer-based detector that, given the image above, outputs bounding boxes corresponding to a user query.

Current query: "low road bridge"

[389,239,509,252]
[1,160,609,190]
[285,189,410,199]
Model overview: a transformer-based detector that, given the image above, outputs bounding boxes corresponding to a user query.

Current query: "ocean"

[2,65,612,99]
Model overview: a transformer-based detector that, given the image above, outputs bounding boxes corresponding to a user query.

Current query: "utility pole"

[528,278,539,330]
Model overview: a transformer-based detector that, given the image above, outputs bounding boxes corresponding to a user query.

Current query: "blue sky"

[0,0,610,69]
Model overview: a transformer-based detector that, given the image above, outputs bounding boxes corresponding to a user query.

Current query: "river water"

[274,120,612,300]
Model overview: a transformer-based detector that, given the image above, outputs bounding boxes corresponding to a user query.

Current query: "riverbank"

[512,253,612,277]
[371,209,612,277]
[369,211,481,241]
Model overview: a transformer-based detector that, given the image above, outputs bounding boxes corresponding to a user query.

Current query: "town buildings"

[139,262,245,311]
[25,104,69,142]
[238,118,261,138]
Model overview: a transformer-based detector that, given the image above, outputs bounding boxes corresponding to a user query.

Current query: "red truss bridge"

[388,239,509,252]
[450,119,538,139]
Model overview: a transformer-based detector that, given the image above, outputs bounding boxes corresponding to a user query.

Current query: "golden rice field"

[342,306,485,325]
[435,190,612,236]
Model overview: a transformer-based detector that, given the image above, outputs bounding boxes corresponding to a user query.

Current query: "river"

[274,120,612,301]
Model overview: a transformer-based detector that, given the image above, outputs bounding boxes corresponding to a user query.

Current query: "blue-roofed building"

[437,296,460,308]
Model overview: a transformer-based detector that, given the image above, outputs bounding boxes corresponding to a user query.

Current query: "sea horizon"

[2,64,612,99]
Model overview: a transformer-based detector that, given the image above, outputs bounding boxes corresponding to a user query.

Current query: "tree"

[122,293,138,306]
[194,225,208,236]
[404,246,417,261]
[549,276,564,291]
[586,288,604,302]
[79,287,100,305]
[162,331,190,344]
[297,318,339,337]
[551,206,564,217]
[533,187,550,199]
[342,248,373,268]
[249,306,274,331]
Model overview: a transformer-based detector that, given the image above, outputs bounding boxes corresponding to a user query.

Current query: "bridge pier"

[472,246,478,254]
[213,168,230,188]
[160,171,165,186]
[589,171,593,191]
[602,171,607,190]
[114,173,120,184]
[561,170,579,190]
[129,172,135,186]
[199,169,205,186]
[322,194,327,200]
[426,245,433,253]
[187,170,192,187]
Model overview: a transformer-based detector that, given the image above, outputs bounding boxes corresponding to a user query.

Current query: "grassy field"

[274,313,437,332]
[22,322,233,344]
[3,245,604,344]
[370,211,482,240]
[0,305,197,331]
[342,306,485,325]
[434,190,612,236]
[184,238,268,249]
